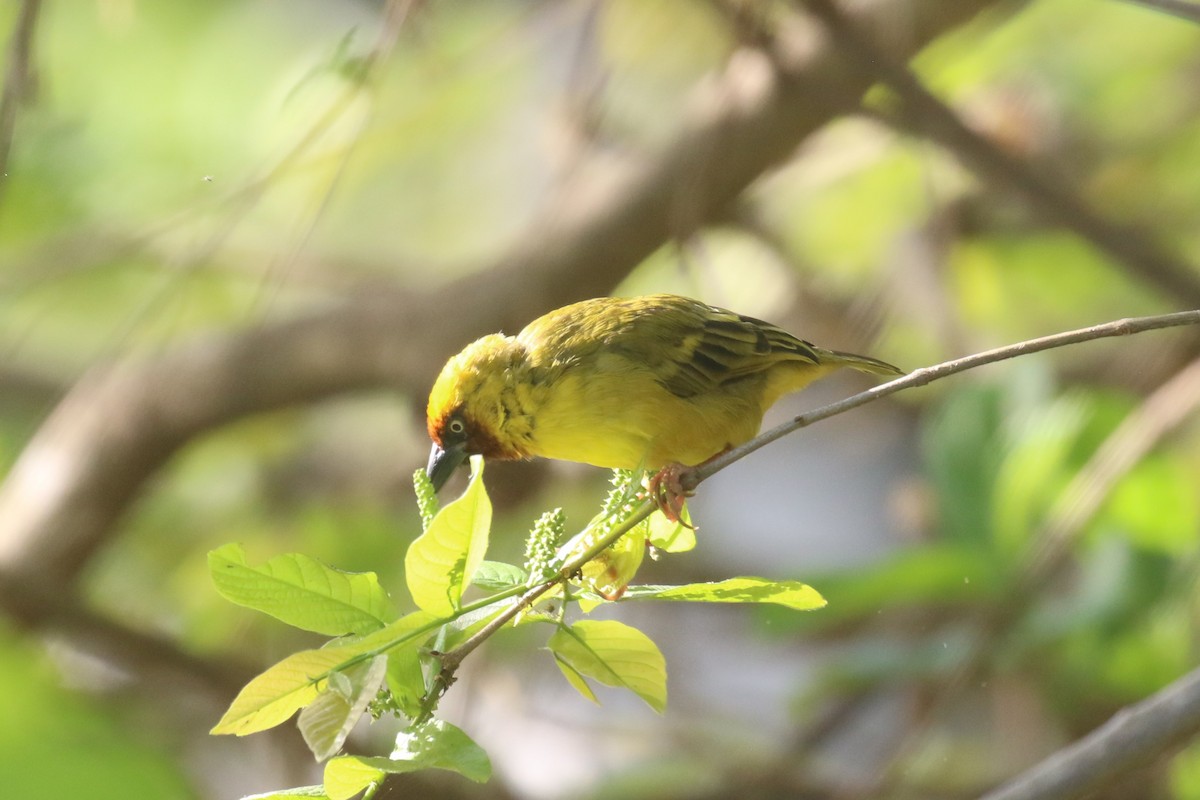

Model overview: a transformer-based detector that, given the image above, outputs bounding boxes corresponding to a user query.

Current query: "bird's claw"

[644,463,695,527]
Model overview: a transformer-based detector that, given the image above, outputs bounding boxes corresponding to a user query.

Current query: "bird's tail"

[821,348,904,377]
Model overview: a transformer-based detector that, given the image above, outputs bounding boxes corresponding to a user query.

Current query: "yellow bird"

[426,294,901,514]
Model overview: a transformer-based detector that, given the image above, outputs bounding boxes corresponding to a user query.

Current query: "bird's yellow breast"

[521,354,785,470]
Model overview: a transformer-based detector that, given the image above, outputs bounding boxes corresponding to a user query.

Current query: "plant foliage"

[211,457,825,797]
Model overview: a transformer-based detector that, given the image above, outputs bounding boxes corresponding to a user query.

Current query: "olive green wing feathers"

[583,296,825,400]
[630,299,901,398]
[517,295,899,401]
[653,305,822,398]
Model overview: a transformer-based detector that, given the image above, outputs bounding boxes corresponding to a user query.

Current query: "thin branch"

[0,0,41,211]
[685,309,1200,489]
[980,666,1200,800]
[419,311,1200,717]
[802,0,1200,309]
[424,502,657,709]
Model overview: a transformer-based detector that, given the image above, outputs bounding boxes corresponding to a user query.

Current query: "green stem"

[433,501,655,675]
[299,584,530,695]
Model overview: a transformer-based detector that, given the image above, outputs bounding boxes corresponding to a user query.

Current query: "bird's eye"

[447,418,466,435]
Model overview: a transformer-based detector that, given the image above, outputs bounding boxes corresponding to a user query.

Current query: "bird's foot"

[645,463,695,526]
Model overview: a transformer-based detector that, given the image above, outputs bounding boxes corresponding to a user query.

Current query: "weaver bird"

[426,294,901,518]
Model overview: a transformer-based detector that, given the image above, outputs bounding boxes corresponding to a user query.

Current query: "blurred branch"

[120,0,419,326]
[0,570,255,698]
[801,0,1200,309]
[980,665,1200,800]
[252,0,420,291]
[1117,0,1200,23]
[0,0,40,210]
[0,363,64,404]
[1024,352,1200,583]
[0,0,1004,588]
[860,349,1200,795]
[685,314,1200,798]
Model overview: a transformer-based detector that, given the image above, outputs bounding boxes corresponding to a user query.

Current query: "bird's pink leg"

[645,463,692,523]
[643,447,730,524]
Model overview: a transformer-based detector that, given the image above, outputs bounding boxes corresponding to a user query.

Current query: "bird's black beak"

[427,441,468,491]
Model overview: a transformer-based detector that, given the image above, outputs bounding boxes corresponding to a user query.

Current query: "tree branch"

[417,311,1200,721]
[802,0,1200,309]
[0,570,255,698]
[863,348,1200,796]
[980,666,1200,800]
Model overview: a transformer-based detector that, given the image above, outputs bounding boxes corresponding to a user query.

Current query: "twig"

[685,310,1200,489]
[251,0,420,310]
[682,313,1200,795]
[417,311,1200,715]
[0,0,41,211]
[980,666,1200,800]
[425,503,656,704]
[802,0,1200,309]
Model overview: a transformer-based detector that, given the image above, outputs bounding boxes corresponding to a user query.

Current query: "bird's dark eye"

[447,418,466,435]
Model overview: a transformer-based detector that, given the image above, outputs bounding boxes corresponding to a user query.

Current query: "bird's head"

[426,333,529,490]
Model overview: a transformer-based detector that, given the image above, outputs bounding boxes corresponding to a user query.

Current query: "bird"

[425,294,901,519]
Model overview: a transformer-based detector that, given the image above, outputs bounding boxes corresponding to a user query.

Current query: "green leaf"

[390,719,491,782]
[992,394,1090,554]
[621,577,826,610]
[572,523,647,601]
[551,654,599,705]
[348,610,440,654]
[405,456,492,615]
[438,598,512,651]
[209,543,395,636]
[325,720,491,792]
[384,649,425,721]
[548,620,667,713]
[921,384,1006,545]
[472,560,528,591]
[298,656,389,761]
[1105,454,1200,555]
[214,610,442,737]
[323,756,386,800]
[778,545,1004,634]
[413,468,439,531]
[646,506,695,553]
[212,648,362,736]
[346,610,442,718]
[241,786,330,799]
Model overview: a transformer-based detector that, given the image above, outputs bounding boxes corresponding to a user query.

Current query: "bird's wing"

[518,295,822,399]
[654,304,821,398]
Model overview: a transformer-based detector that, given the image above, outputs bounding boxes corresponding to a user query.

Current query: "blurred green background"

[2,1,1200,798]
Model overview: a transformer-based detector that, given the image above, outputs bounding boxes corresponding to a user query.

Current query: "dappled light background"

[2,1,1200,799]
